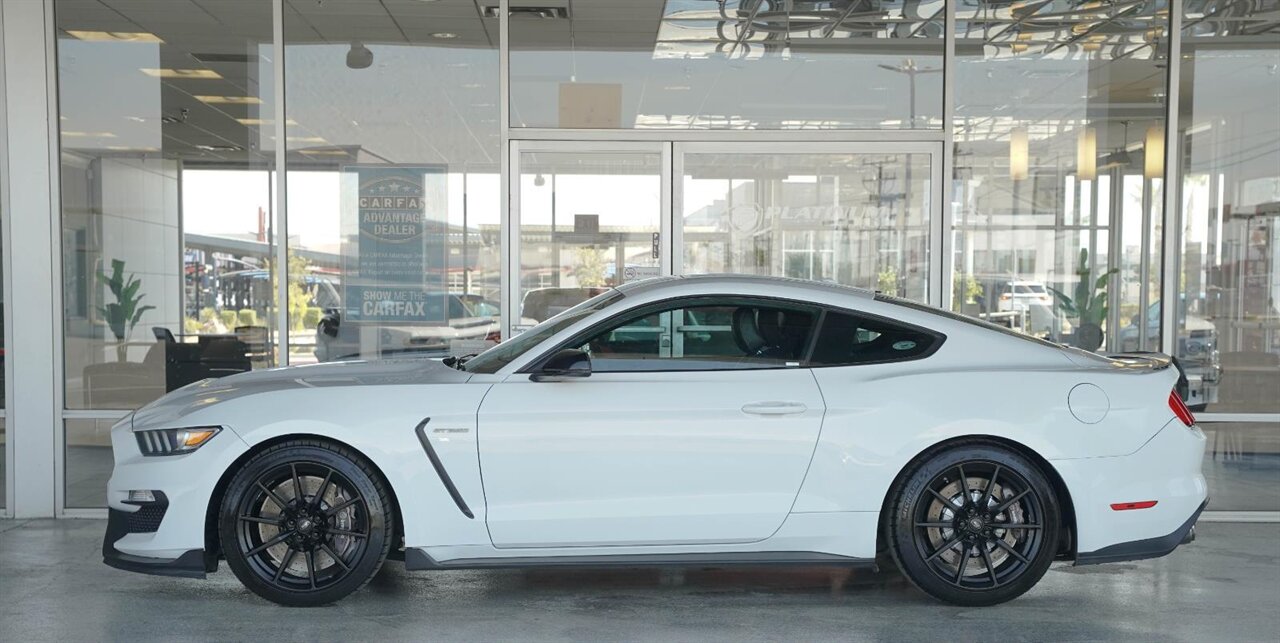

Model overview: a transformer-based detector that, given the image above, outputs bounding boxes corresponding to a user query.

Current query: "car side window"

[809,310,938,366]
[574,299,817,372]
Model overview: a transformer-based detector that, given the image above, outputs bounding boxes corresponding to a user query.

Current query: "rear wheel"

[887,442,1060,606]
[219,440,393,606]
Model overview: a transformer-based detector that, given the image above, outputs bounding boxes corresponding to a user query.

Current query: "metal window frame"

[0,0,10,517]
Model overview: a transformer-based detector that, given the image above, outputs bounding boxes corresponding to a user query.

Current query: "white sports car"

[103,275,1208,607]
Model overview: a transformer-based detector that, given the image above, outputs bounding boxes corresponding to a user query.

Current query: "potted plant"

[1048,249,1117,351]
[96,258,155,361]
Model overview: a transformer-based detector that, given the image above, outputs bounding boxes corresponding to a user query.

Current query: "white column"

[1,0,59,518]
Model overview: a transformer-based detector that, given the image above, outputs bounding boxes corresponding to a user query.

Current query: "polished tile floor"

[1,519,1277,642]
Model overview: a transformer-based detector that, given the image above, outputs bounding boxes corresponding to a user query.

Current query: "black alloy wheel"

[219,440,393,606]
[887,442,1060,606]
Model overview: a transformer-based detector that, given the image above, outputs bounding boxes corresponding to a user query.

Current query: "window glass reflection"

[517,150,662,322]
[510,0,945,129]
[283,0,501,363]
[1175,0,1280,414]
[952,0,1168,354]
[683,151,931,301]
[57,0,278,410]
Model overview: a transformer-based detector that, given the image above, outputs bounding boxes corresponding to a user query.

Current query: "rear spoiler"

[1100,352,1173,371]
[1104,351,1191,401]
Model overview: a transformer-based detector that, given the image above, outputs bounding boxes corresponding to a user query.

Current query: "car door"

[476,297,826,548]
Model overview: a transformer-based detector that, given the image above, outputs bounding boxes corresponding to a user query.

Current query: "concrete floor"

[1,521,1278,642]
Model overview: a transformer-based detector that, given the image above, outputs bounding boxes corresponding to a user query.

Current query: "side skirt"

[405,549,877,571]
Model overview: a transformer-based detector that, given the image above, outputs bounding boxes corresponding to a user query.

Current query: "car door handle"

[741,401,808,416]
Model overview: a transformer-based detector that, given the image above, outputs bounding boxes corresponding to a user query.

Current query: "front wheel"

[219,439,394,606]
[887,442,1061,606]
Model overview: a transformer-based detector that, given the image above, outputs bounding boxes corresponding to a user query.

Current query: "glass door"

[675,142,941,304]
[509,142,670,335]
[509,141,943,337]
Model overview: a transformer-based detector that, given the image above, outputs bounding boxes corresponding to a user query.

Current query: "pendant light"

[1144,125,1165,180]
[1077,126,1097,180]
[1010,127,1029,181]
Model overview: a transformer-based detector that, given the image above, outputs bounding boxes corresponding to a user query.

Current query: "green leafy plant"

[95,259,155,361]
[219,310,239,329]
[237,309,258,327]
[572,247,608,287]
[953,273,981,306]
[877,266,899,294]
[1049,248,1118,350]
[302,306,324,329]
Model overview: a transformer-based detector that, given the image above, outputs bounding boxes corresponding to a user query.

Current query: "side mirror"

[530,348,591,382]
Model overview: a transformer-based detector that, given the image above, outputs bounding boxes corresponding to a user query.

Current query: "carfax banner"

[341,165,448,324]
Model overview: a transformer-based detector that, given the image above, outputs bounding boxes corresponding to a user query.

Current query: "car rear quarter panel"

[793,322,1184,514]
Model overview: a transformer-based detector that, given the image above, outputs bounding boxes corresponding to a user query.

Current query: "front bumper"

[102,506,212,578]
[103,416,250,572]
[1075,498,1207,565]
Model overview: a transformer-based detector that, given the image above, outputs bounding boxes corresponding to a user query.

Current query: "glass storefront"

[1176,0,1280,511]
[23,0,1278,513]
[55,0,280,498]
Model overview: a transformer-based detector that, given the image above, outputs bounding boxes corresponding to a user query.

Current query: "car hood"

[131,358,471,428]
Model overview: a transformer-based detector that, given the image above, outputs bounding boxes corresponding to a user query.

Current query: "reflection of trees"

[571,247,609,287]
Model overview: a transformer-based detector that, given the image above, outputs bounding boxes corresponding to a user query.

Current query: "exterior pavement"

[1,519,1277,642]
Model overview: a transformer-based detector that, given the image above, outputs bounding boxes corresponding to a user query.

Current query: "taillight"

[999,293,1011,301]
[1168,390,1196,427]
[484,329,501,343]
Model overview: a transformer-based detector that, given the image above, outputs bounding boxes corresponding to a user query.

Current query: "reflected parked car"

[315,293,513,362]
[1119,301,1220,411]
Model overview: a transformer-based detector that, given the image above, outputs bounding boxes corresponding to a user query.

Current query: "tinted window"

[809,311,939,366]
[574,299,817,372]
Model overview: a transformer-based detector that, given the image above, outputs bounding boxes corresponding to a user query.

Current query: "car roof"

[616,274,876,300]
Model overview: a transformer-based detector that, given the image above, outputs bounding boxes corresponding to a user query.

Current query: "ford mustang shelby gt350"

[103,275,1207,606]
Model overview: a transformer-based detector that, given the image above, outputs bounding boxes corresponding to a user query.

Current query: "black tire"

[218,439,394,607]
[886,441,1061,606]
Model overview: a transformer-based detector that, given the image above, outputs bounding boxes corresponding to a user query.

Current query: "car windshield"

[462,290,625,374]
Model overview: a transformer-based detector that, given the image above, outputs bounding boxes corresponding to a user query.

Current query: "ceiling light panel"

[67,30,163,43]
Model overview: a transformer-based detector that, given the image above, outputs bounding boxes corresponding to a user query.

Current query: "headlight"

[134,427,221,456]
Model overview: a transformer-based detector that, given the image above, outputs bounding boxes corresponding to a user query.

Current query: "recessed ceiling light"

[106,146,161,151]
[68,30,163,43]
[141,68,222,79]
[285,136,329,144]
[194,95,263,105]
[431,32,458,39]
[62,131,117,138]
[299,149,351,156]
[462,83,484,89]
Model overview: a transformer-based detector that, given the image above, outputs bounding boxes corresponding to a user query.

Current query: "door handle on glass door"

[741,402,807,416]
